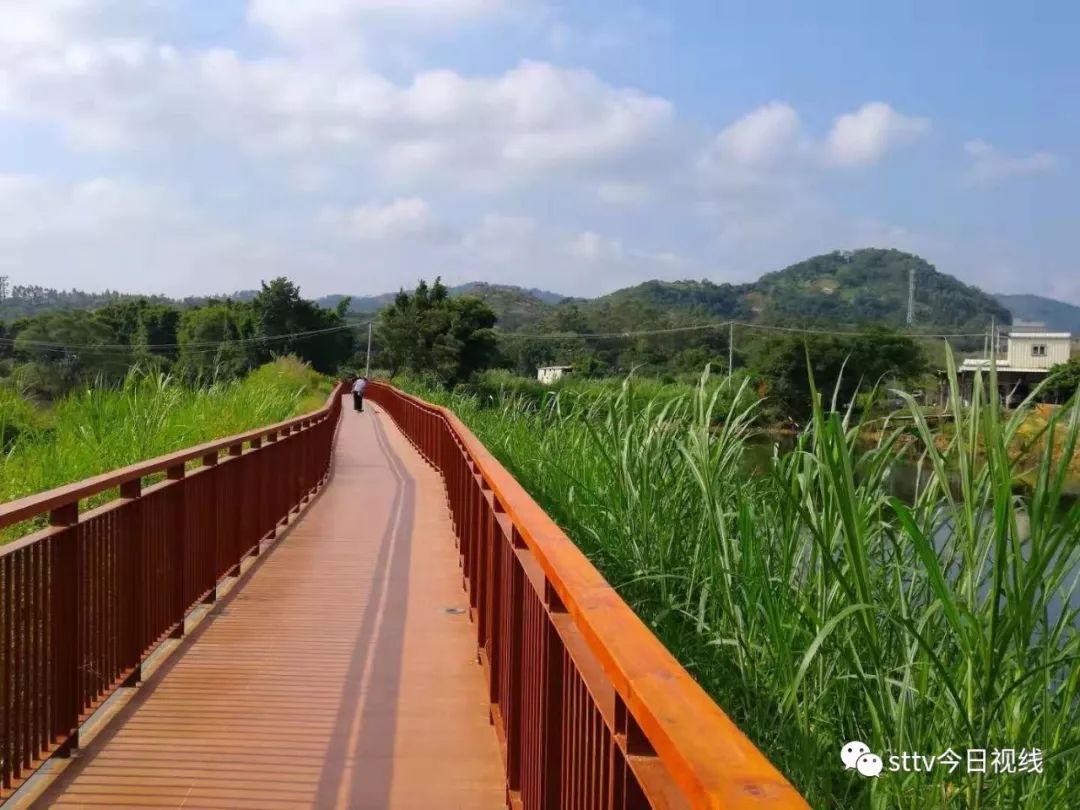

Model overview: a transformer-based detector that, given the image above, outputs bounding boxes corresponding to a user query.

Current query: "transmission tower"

[906,267,916,326]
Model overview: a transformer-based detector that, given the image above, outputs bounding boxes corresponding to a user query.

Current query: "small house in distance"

[958,324,1072,406]
[537,365,573,384]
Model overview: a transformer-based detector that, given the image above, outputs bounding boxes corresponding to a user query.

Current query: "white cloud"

[0,25,673,188]
[825,102,930,167]
[710,102,802,167]
[462,213,536,245]
[596,181,651,205]
[963,139,1058,185]
[326,197,444,241]
[249,0,512,45]
[566,230,623,261]
[0,173,301,295]
[0,0,166,50]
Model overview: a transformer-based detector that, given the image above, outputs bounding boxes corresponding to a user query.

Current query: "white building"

[537,365,573,384]
[958,327,1073,405]
[960,330,1072,374]
[1002,331,1072,369]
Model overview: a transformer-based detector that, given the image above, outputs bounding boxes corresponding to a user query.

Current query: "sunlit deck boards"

[35,399,505,809]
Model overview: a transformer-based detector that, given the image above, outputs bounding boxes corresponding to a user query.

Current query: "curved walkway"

[35,400,505,809]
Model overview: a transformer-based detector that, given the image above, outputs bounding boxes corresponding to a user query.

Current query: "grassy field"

[0,357,331,542]
[395,360,1080,809]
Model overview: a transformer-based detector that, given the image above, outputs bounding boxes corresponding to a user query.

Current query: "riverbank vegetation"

[0,357,331,542]
[397,357,1080,809]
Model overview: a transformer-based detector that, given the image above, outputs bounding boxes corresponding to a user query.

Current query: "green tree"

[94,299,182,368]
[176,301,258,382]
[251,278,354,373]
[1045,358,1080,402]
[751,329,925,422]
[12,311,125,397]
[378,278,498,384]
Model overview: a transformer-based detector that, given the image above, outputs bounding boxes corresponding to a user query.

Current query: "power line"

[0,322,370,353]
[0,312,990,354]
[499,320,987,341]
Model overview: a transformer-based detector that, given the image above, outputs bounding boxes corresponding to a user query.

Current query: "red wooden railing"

[0,383,344,800]
[366,381,809,810]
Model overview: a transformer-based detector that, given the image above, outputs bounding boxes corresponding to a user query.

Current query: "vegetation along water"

[395,354,1080,810]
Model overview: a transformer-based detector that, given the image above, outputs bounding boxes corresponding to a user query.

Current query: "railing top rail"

[368,381,808,809]
[0,383,344,536]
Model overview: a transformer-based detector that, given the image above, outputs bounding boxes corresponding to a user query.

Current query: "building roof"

[1008,332,1072,339]
[958,359,1051,374]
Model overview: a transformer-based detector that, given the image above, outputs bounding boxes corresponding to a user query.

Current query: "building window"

[1032,344,1047,357]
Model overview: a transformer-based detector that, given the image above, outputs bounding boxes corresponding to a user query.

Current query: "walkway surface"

[35,399,505,809]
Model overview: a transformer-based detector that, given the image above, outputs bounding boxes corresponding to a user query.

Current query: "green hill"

[583,249,1011,332]
[995,293,1080,334]
[1,250,1022,337]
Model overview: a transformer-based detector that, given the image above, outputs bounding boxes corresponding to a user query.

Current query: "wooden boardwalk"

[31,400,505,809]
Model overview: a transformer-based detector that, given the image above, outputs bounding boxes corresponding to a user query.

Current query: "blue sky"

[0,1,1075,302]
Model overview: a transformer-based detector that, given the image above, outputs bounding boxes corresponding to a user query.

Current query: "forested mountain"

[333,249,1010,334]
[586,249,1011,331]
[995,293,1080,334]
[1,250,1023,336]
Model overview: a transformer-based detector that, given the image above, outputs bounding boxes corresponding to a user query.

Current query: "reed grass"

[0,356,331,542]
[397,352,1080,809]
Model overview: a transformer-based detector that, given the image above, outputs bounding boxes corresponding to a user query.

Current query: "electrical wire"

[0,322,371,354]
[0,312,990,354]
[499,320,988,340]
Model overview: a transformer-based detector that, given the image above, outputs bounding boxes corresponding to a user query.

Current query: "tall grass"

[1,356,331,542]
[396,354,1080,809]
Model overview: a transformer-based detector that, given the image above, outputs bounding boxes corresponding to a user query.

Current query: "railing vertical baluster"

[505,540,525,794]
[49,503,79,757]
[120,478,144,685]
[166,464,186,639]
[1,553,11,791]
[200,455,219,604]
[542,582,566,810]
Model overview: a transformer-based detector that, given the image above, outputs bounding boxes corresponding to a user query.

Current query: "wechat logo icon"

[842,741,883,778]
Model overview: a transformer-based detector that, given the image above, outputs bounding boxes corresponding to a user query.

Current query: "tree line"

[0,278,354,399]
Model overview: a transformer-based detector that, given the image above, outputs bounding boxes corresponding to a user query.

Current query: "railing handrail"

[0,383,342,537]
[367,381,808,809]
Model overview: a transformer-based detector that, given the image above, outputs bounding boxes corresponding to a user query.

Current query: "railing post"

[227,443,244,576]
[49,502,80,757]
[120,478,145,686]
[166,463,186,639]
[542,581,567,809]
[249,435,266,551]
[201,453,219,605]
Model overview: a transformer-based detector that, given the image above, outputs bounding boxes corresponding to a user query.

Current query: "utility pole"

[728,322,734,380]
[906,267,916,326]
[990,316,996,363]
[364,321,372,377]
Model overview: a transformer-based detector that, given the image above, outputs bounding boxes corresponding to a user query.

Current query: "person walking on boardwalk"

[352,375,368,412]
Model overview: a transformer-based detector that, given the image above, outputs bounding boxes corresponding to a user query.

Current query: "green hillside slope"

[587,249,1010,331]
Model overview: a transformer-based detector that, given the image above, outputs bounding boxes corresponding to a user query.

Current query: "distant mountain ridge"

[307,249,1015,334]
[7,251,1077,338]
[994,293,1080,334]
